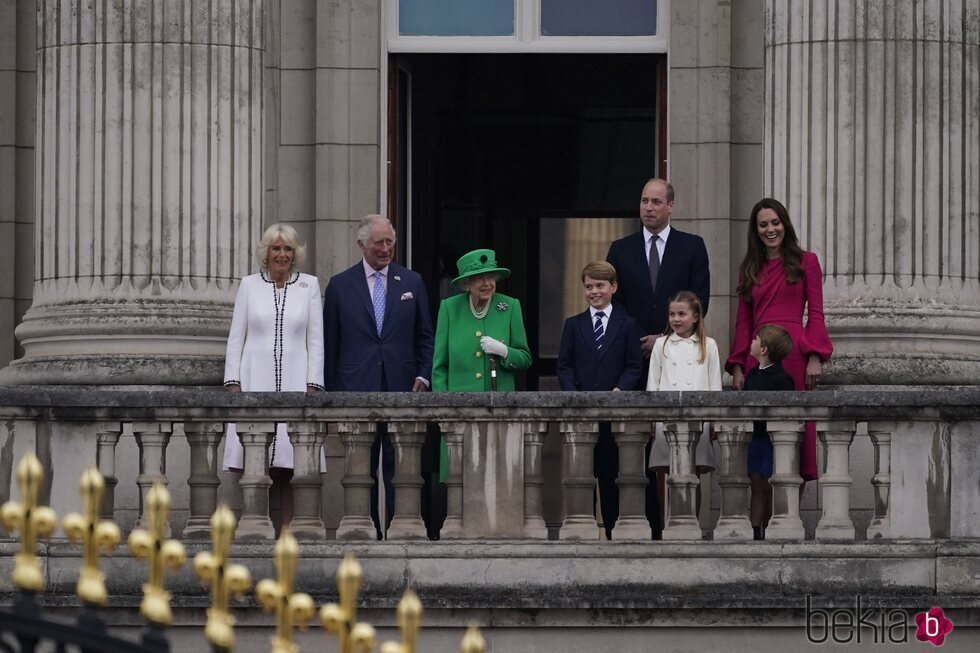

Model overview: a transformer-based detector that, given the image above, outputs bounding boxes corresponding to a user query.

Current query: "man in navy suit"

[606,178,710,360]
[606,179,711,536]
[323,214,434,538]
[557,261,644,539]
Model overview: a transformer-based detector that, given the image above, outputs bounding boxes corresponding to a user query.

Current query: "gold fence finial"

[0,452,58,592]
[320,552,376,653]
[128,482,186,626]
[380,589,423,653]
[256,529,316,653]
[194,503,252,652]
[460,624,486,653]
[62,466,121,605]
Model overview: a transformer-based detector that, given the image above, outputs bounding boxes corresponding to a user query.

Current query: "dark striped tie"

[594,311,605,349]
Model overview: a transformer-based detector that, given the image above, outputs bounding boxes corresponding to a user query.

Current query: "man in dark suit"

[606,178,710,358]
[323,214,434,538]
[606,179,711,536]
[556,261,644,538]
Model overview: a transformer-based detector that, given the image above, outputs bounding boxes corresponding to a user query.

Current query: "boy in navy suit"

[744,323,795,540]
[557,261,644,539]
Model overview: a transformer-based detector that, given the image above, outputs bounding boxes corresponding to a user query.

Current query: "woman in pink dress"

[726,198,833,481]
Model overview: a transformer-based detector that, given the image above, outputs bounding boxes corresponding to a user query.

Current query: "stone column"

[386,421,427,540]
[439,421,466,539]
[182,421,224,539]
[662,421,703,540]
[287,421,326,539]
[712,421,753,540]
[815,421,856,540]
[335,422,376,540]
[559,422,599,540]
[866,422,893,540]
[236,421,276,540]
[95,424,122,520]
[132,421,172,534]
[610,422,650,540]
[0,0,264,384]
[766,421,805,540]
[522,422,549,540]
[765,0,980,384]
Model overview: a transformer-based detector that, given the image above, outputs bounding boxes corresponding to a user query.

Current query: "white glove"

[480,336,508,358]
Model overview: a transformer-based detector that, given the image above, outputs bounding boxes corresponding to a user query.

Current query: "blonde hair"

[256,223,307,271]
[662,291,708,364]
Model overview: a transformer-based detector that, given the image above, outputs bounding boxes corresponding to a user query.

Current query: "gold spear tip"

[460,624,486,653]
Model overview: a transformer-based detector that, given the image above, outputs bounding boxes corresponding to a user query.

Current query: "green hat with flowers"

[452,249,511,285]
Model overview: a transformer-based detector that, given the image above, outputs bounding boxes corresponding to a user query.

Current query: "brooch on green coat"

[496,302,509,312]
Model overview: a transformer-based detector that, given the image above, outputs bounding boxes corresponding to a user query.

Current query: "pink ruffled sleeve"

[799,252,833,362]
[725,279,754,375]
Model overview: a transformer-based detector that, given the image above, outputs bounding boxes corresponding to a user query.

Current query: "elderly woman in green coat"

[432,249,532,392]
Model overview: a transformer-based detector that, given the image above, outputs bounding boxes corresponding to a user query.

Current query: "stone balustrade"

[0,388,977,543]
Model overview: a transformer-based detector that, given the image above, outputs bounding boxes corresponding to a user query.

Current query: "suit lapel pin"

[393,275,402,281]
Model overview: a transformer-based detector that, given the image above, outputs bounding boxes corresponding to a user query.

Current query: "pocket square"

[400,292,414,300]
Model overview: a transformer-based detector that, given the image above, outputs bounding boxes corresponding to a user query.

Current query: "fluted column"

[712,421,753,540]
[335,422,376,540]
[386,421,427,540]
[611,422,650,540]
[0,0,264,384]
[765,0,980,384]
[866,422,894,539]
[522,421,549,540]
[235,421,276,540]
[439,421,466,539]
[288,420,326,539]
[559,421,600,540]
[182,421,224,538]
[133,421,172,534]
[815,421,856,539]
[766,421,805,540]
[661,421,703,540]
[95,424,123,520]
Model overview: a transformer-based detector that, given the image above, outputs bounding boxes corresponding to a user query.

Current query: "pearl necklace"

[469,297,490,320]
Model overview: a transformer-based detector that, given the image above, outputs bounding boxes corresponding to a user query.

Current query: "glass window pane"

[541,0,657,36]
[400,0,515,36]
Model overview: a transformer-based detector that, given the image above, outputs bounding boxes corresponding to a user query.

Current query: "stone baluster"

[235,421,276,540]
[386,421,427,540]
[815,421,857,539]
[132,421,172,534]
[439,421,466,539]
[610,421,650,540]
[662,421,703,540]
[712,421,753,540]
[335,422,377,540]
[288,420,327,539]
[522,422,549,539]
[559,422,599,540]
[182,421,225,539]
[95,424,123,520]
[866,422,893,539]
[766,421,805,540]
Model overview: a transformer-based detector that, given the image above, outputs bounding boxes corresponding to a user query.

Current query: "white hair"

[255,223,307,271]
[356,214,396,245]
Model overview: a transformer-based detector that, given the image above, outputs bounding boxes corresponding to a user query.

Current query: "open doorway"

[391,53,665,388]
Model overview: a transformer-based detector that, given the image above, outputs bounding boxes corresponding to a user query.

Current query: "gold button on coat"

[475,351,482,357]
[475,331,482,337]
[475,372,482,379]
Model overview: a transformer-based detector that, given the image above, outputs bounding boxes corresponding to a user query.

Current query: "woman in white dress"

[223,223,324,527]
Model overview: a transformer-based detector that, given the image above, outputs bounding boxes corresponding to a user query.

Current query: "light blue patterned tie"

[372,271,386,335]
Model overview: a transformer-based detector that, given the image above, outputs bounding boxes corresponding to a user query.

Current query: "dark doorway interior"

[399,53,663,388]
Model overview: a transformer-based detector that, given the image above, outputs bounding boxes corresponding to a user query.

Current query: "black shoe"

[753,526,764,541]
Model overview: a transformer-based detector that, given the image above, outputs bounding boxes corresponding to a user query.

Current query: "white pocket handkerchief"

[400,291,414,300]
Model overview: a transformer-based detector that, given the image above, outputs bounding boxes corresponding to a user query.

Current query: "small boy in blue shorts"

[744,324,795,540]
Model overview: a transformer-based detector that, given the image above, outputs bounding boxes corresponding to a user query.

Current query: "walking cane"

[488,355,498,392]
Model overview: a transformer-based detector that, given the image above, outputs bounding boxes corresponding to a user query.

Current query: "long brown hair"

[736,198,805,300]
[662,291,708,364]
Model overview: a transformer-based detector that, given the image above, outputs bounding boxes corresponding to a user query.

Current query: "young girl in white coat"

[646,291,721,533]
